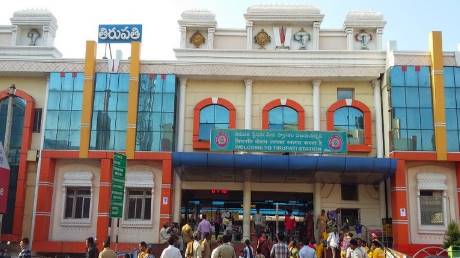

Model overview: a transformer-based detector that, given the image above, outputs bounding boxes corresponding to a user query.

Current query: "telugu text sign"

[98,24,142,43]
[110,153,126,218]
[210,129,347,154]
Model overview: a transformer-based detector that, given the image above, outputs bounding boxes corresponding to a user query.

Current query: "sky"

[1,0,459,60]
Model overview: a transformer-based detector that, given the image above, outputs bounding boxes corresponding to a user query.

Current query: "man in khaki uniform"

[98,239,116,258]
[182,222,193,244]
[201,232,211,258]
[217,234,236,258]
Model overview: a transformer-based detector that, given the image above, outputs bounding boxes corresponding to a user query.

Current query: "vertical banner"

[0,143,10,214]
[110,153,126,218]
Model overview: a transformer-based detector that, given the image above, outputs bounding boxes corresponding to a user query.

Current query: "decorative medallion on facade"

[293,28,311,50]
[355,30,372,50]
[190,31,206,48]
[254,29,271,49]
[273,26,292,49]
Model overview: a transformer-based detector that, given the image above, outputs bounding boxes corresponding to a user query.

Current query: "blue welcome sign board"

[98,24,142,43]
[210,129,347,154]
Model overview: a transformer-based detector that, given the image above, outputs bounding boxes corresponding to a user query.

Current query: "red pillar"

[391,160,410,252]
[33,157,55,248]
[160,158,173,227]
[96,158,112,249]
[12,96,34,240]
[456,163,460,217]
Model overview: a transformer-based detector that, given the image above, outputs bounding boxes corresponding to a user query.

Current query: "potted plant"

[444,221,460,258]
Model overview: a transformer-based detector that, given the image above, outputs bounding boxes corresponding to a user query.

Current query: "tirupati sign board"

[98,24,142,43]
[210,129,347,154]
[110,153,127,218]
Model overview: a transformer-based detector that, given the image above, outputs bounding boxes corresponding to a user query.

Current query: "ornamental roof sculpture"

[245,5,324,22]
[344,11,386,28]
[179,9,217,27]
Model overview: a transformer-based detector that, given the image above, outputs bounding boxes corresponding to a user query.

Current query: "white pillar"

[372,79,383,158]
[177,78,187,152]
[346,28,354,50]
[180,26,187,48]
[376,28,384,51]
[208,27,215,49]
[173,173,182,223]
[314,183,321,240]
[312,80,321,131]
[244,79,253,129]
[246,21,253,50]
[243,179,251,241]
[312,22,321,50]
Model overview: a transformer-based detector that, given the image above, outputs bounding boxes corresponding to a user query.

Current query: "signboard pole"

[109,153,126,249]
[116,218,120,252]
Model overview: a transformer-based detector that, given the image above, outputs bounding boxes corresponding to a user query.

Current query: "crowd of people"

[80,208,386,258]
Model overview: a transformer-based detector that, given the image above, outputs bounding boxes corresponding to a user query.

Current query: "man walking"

[326,229,339,258]
[18,238,32,258]
[270,233,289,258]
[299,241,316,258]
[86,237,99,258]
[217,234,236,258]
[99,239,117,258]
[197,214,212,240]
[161,236,182,258]
[254,209,263,237]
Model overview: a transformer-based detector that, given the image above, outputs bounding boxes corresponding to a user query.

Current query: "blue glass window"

[333,107,364,144]
[90,73,129,150]
[337,89,354,100]
[268,106,298,130]
[136,74,176,151]
[444,66,460,151]
[0,96,25,234]
[44,72,84,150]
[390,66,434,151]
[198,105,229,141]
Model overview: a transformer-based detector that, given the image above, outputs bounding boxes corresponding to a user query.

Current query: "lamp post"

[3,84,16,159]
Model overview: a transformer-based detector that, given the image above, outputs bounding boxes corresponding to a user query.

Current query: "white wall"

[320,184,382,229]
[50,160,100,241]
[407,163,459,244]
[116,161,163,243]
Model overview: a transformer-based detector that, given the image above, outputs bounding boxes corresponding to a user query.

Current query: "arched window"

[333,107,364,144]
[193,97,236,149]
[327,99,372,152]
[268,106,298,130]
[199,105,229,140]
[0,88,34,238]
[262,99,305,130]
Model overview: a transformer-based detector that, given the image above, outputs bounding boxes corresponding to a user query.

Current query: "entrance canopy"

[173,152,396,184]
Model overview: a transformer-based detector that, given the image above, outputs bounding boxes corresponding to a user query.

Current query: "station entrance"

[181,189,313,240]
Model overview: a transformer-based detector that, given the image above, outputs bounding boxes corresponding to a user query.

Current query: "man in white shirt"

[161,236,182,258]
[346,239,365,258]
[211,237,224,258]
[326,229,339,258]
[299,241,316,258]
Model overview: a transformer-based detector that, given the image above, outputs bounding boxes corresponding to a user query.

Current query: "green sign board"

[110,153,127,218]
[210,129,347,154]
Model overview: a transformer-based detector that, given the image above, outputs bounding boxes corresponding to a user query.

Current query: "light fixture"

[7,84,16,95]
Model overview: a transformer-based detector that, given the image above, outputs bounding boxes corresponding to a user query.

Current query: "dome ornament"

[254,29,271,49]
[190,31,206,48]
